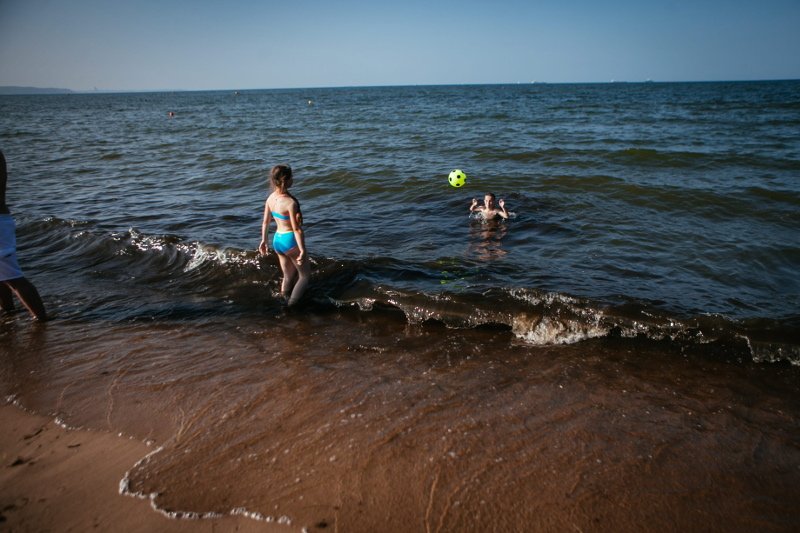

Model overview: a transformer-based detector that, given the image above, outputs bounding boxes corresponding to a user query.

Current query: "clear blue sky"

[1,0,798,91]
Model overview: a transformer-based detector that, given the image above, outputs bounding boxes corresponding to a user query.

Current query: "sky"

[1,0,799,91]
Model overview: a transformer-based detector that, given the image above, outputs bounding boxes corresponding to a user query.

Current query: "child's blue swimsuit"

[272,211,298,254]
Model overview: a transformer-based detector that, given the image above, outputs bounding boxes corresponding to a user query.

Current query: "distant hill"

[0,86,73,95]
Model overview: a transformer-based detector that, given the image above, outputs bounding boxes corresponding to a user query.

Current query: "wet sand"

[2,317,800,532]
[0,405,280,532]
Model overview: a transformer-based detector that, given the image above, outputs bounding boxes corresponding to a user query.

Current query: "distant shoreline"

[0,86,73,95]
[2,79,798,96]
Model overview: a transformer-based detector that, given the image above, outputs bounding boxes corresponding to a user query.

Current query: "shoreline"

[0,404,283,532]
[3,340,800,533]
[3,322,800,532]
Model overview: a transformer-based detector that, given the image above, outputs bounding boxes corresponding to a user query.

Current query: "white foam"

[54,416,79,430]
[512,315,608,345]
[507,287,579,307]
[121,445,297,526]
[747,337,800,366]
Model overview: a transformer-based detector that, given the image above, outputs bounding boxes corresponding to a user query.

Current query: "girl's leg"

[286,254,311,307]
[0,282,15,312]
[277,253,297,300]
[4,277,47,320]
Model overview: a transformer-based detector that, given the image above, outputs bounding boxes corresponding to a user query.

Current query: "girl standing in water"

[259,164,310,306]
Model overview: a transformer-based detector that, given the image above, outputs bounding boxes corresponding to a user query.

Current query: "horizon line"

[2,78,799,95]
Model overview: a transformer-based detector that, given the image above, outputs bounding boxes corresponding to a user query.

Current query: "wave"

[19,217,799,366]
[330,283,800,366]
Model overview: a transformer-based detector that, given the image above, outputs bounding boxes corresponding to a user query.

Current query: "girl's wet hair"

[270,164,293,190]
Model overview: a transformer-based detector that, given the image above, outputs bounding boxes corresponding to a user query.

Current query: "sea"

[1,81,799,531]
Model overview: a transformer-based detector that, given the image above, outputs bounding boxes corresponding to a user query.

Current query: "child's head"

[484,193,496,208]
[270,164,293,191]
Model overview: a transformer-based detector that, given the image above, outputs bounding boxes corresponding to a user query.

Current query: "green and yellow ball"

[448,169,467,187]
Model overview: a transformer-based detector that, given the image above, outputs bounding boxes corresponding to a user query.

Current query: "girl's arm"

[259,200,272,255]
[288,200,307,264]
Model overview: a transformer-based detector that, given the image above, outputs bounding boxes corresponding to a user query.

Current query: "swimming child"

[470,193,509,220]
[0,150,47,321]
[258,164,310,306]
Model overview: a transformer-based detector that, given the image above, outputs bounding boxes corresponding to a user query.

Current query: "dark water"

[2,82,800,530]
[3,82,800,359]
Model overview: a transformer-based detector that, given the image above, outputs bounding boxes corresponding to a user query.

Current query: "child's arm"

[288,200,307,264]
[258,201,272,255]
[469,198,480,213]
[497,199,509,219]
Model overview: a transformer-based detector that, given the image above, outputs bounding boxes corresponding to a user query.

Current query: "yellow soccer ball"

[448,169,467,187]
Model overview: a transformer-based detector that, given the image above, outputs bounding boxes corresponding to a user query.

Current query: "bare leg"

[276,253,298,301]
[285,251,311,307]
[0,282,14,312]
[4,277,47,321]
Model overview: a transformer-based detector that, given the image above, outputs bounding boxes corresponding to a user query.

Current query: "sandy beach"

[3,332,800,532]
[0,404,280,532]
